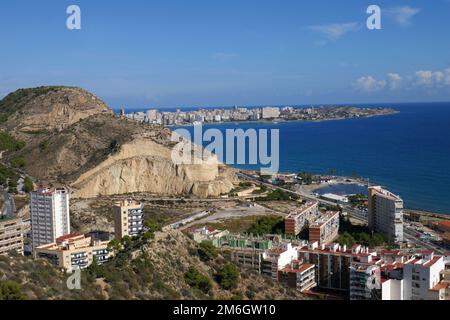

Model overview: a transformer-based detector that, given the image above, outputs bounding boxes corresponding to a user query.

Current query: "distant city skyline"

[1,0,450,109]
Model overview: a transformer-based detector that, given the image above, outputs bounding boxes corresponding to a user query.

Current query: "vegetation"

[0,164,19,188]
[338,216,387,247]
[348,193,367,206]
[247,216,284,235]
[10,157,26,168]
[0,132,25,152]
[184,267,212,294]
[23,177,34,193]
[198,241,218,261]
[297,172,313,185]
[216,264,240,290]
[0,86,67,123]
[0,280,26,300]
[256,189,294,201]
[252,184,268,194]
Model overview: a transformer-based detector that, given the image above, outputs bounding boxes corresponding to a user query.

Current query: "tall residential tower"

[30,187,70,251]
[113,200,144,240]
[368,186,404,243]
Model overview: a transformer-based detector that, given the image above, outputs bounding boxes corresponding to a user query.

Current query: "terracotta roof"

[56,234,83,242]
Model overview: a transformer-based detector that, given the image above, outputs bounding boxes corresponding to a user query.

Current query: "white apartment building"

[403,251,445,300]
[368,186,404,243]
[261,107,280,119]
[30,187,70,251]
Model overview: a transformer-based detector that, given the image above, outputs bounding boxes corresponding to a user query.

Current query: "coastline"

[167,110,400,128]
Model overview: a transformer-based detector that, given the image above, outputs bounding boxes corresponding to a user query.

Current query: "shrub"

[184,267,212,294]
[247,216,284,235]
[0,280,26,300]
[198,241,218,261]
[10,157,26,168]
[216,264,240,290]
[23,177,34,193]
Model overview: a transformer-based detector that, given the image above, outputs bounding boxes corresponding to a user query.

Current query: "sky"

[0,0,450,109]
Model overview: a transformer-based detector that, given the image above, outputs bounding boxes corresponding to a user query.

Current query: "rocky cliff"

[0,86,237,198]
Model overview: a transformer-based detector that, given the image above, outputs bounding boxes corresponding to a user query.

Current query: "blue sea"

[171,102,450,214]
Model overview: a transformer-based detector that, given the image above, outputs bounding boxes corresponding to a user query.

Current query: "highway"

[237,171,447,254]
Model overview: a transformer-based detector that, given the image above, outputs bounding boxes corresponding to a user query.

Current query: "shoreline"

[167,111,399,128]
[298,176,450,218]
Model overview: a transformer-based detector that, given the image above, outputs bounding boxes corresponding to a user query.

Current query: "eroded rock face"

[71,138,237,198]
[1,86,237,198]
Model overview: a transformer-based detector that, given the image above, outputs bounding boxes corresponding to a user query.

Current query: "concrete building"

[278,261,316,292]
[262,243,298,281]
[35,234,112,272]
[403,251,445,300]
[261,107,280,119]
[191,226,230,247]
[0,216,24,255]
[298,242,378,293]
[368,186,404,243]
[350,262,382,300]
[284,202,320,236]
[428,269,450,300]
[309,211,340,245]
[113,200,144,240]
[30,187,70,251]
[230,249,264,273]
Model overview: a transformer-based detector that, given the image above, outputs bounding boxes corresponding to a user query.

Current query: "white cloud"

[385,6,421,26]
[415,70,447,88]
[445,68,450,86]
[308,22,359,41]
[387,73,402,90]
[354,76,386,92]
[353,69,450,94]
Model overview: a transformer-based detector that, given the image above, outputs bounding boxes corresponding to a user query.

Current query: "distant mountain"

[0,86,236,198]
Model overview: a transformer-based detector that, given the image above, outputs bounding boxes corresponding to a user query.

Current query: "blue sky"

[1,0,450,109]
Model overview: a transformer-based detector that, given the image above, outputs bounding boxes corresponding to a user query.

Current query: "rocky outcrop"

[0,86,237,198]
[72,137,236,198]
[2,86,112,137]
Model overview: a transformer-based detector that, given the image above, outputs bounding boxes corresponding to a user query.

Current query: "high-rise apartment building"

[30,187,70,251]
[285,202,320,236]
[113,200,144,240]
[368,186,404,243]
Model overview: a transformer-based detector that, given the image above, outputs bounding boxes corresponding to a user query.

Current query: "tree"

[216,264,240,290]
[107,239,122,253]
[0,280,26,300]
[198,241,218,261]
[23,177,34,193]
[10,157,26,168]
[247,216,284,235]
[184,267,212,294]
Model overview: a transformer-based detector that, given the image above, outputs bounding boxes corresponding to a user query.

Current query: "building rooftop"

[309,211,339,228]
[369,186,402,202]
[286,202,318,219]
[280,263,315,274]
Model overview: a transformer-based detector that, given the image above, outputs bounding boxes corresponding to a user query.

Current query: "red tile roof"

[56,234,83,242]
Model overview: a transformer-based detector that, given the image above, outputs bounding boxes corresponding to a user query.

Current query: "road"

[237,171,447,254]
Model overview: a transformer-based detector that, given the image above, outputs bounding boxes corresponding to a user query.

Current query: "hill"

[0,230,309,300]
[0,86,236,198]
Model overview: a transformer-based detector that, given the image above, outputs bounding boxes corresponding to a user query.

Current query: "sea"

[122,102,450,215]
